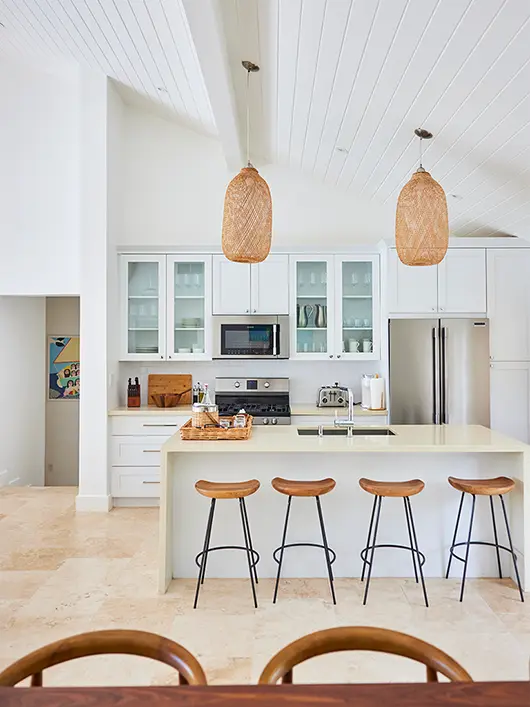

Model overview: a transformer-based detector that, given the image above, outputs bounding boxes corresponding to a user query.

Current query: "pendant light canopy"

[222,61,272,264]
[395,129,448,267]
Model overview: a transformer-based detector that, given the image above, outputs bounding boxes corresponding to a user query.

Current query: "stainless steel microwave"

[213,316,290,359]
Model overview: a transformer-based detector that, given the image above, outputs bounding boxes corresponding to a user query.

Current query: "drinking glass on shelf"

[351,272,359,286]
[320,270,327,285]
[194,273,201,288]
[184,273,191,288]
[310,272,317,286]
[364,272,372,285]
[364,318,371,327]
[298,272,304,289]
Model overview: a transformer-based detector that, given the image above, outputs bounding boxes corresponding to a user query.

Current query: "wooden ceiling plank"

[182,0,243,169]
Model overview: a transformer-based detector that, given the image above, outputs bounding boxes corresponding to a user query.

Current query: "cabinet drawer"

[110,436,167,466]
[111,467,160,497]
[110,416,188,436]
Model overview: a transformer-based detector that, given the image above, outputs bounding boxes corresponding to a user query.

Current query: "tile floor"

[0,487,529,686]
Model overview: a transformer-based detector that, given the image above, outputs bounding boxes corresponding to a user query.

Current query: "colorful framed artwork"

[48,336,80,400]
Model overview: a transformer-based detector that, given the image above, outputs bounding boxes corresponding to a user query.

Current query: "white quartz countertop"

[162,424,528,455]
[109,404,385,417]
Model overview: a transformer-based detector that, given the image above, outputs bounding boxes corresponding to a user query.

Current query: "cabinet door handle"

[143,449,160,453]
[160,355,163,359]
[329,355,333,358]
[337,355,341,359]
[143,424,177,427]
[142,480,160,484]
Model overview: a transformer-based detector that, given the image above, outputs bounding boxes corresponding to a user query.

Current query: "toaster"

[317,383,348,407]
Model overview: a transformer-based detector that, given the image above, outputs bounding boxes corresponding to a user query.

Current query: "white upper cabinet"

[335,255,380,360]
[212,257,251,314]
[166,256,212,361]
[250,255,289,314]
[487,249,530,361]
[490,361,530,443]
[120,255,166,361]
[290,254,380,360]
[387,248,486,315]
[438,249,486,313]
[387,249,437,314]
[213,255,289,315]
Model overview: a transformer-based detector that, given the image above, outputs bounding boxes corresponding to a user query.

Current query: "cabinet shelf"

[342,295,372,299]
[297,294,327,299]
[128,327,158,331]
[128,295,158,299]
[343,327,372,330]
[174,295,205,299]
[174,327,204,331]
[297,327,327,331]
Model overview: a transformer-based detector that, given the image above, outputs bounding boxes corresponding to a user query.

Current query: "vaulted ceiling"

[2,0,530,240]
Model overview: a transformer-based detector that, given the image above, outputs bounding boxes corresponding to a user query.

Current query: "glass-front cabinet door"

[290,256,335,359]
[167,256,212,360]
[120,255,166,360]
[335,255,380,359]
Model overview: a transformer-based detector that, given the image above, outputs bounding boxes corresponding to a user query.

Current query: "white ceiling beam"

[182,0,244,171]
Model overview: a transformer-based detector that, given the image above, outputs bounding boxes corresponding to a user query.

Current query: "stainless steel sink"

[297,427,395,436]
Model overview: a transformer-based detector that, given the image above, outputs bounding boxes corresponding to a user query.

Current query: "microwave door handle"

[272,323,278,356]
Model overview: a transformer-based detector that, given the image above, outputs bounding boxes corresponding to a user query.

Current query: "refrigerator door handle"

[441,326,448,424]
[432,327,440,424]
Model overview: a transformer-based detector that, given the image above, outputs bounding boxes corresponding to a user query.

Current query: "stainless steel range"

[215,377,290,425]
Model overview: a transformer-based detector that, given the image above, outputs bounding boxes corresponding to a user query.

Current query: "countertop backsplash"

[118,359,381,408]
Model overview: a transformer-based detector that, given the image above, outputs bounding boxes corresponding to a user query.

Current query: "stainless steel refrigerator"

[389,319,490,425]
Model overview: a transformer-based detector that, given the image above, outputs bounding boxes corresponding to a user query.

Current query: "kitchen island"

[158,425,529,594]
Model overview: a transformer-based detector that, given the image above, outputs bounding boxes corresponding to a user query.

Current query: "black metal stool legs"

[499,494,525,603]
[239,498,258,608]
[241,497,259,585]
[194,498,216,609]
[360,495,428,607]
[403,497,419,583]
[405,497,429,607]
[316,496,336,605]
[490,495,503,579]
[459,494,476,602]
[445,492,465,579]
[362,496,382,606]
[273,495,337,604]
[273,496,292,603]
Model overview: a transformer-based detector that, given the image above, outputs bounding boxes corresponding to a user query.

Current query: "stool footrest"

[273,542,336,565]
[448,540,519,565]
[360,543,426,569]
[195,545,260,570]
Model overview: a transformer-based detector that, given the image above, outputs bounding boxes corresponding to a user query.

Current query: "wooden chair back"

[259,626,472,684]
[0,629,207,687]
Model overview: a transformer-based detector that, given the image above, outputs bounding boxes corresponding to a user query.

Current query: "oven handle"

[272,323,278,356]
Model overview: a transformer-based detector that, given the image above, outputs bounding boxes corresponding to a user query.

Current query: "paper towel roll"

[370,377,385,410]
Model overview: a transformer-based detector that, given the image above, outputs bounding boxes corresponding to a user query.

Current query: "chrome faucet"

[334,388,355,435]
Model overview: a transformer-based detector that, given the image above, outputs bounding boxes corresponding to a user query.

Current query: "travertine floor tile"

[0,487,529,686]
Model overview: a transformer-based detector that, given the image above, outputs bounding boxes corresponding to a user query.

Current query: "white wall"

[0,58,80,295]
[120,106,393,248]
[119,359,382,408]
[45,297,79,486]
[0,297,45,487]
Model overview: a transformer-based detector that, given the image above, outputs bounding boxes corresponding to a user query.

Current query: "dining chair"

[0,629,207,686]
[259,626,472,684]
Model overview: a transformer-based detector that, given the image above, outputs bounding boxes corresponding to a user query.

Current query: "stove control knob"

[264,381,270,388]
[234,381,240,388]
[271,418,278,425]
[262,418,269,425]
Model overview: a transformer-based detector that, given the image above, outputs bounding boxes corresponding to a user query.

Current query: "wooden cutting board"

[147,374,192,406]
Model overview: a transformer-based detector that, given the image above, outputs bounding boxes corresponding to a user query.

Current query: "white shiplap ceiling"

[2,0,530,239]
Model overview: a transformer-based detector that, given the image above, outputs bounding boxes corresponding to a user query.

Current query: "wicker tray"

[180,415,253,441]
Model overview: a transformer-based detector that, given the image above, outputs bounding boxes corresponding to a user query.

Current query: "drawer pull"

[142,481,160,485]
[143,449,160,453]
[143,424,178,427]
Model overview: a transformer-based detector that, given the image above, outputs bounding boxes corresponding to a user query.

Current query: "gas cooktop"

[215,377,291,426]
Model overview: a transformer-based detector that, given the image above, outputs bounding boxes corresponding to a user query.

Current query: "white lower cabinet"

[110,414,189,504]
[490,362,530,443]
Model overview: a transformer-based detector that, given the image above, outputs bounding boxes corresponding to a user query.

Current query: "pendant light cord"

[246,67,251,168]
[419,136,423,169]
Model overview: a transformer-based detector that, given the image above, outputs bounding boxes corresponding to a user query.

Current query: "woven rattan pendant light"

[396,129,448,266]
[222,61,272,263]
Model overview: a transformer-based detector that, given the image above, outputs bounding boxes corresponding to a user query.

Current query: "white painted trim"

[75,494,113,512]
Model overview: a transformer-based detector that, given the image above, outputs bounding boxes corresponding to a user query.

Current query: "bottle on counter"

[233,408,247,428]
[192,382,200,405]
[202,383,213,406]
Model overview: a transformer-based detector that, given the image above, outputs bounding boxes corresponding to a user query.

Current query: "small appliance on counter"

[215,377,290,425]
[361,374,386,410]
[317,382,348,407]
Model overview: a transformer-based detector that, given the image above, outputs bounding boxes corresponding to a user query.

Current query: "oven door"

[213,316,289,359]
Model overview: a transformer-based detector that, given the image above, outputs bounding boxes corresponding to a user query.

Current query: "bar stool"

[445,476,524,602]
[359,478,428,607]
[193,479,260,609]
[271,477,337,604]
